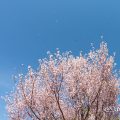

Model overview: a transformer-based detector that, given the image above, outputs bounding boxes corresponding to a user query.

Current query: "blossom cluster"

[5,42,120,120]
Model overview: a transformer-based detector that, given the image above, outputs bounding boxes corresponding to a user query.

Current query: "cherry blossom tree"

[5,42,120,120]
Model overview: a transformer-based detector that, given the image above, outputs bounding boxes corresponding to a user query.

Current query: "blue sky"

[0,0,120,119]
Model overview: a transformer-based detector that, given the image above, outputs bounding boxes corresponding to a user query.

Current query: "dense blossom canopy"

[5,42,120,120]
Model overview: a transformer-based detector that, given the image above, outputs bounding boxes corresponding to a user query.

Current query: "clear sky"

[0,0,120,119]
